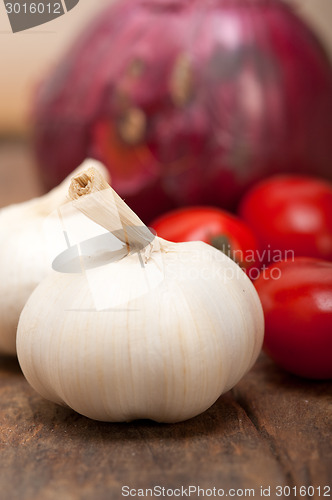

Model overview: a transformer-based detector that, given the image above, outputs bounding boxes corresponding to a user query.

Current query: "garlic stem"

[68,167,155,256]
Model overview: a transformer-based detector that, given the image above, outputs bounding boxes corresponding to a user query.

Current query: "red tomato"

[255,258,332,379]
[150,207,259,272]
[239,175,332,264]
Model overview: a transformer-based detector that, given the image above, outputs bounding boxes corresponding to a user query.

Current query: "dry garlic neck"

[68,167,157,260]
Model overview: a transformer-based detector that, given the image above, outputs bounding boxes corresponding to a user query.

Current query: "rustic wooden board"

[0,141,331,499]
[0,355,331,500]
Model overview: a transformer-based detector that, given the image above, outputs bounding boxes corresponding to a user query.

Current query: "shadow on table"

[0,355,22,375]
[248,353,331,396]
[0,355,238,441]
[25,393,241,443]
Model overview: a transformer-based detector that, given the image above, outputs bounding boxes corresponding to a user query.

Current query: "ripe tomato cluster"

[150,175,332,380]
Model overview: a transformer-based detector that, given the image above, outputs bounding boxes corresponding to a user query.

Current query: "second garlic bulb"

[0,159,108,355]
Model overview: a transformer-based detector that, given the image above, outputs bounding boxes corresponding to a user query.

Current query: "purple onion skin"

[33,0,332,222]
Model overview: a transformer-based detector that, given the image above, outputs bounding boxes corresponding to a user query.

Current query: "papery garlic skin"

[0,159,108,355]
[17,239,264,423]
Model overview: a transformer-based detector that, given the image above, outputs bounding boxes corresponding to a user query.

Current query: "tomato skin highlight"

[239,175,332,264]
[150,206,259,272]
[255,258,332,379]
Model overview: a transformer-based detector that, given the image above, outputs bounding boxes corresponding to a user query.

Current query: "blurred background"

[0,0,332,135]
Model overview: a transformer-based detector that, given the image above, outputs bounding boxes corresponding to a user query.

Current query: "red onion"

[33,0,332,221]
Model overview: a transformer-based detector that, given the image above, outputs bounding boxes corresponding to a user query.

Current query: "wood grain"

[0,141,331,500]
[0,355,330,500]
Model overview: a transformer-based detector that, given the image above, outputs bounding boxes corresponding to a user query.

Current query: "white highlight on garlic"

[17,167,264,423]
[0,159,109,355]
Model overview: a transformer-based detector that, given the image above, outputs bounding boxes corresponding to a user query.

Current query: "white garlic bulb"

[17,168,264,423]
[0,159,109,355]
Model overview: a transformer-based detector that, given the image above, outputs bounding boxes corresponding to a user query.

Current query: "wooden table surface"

[0,140,331,500]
